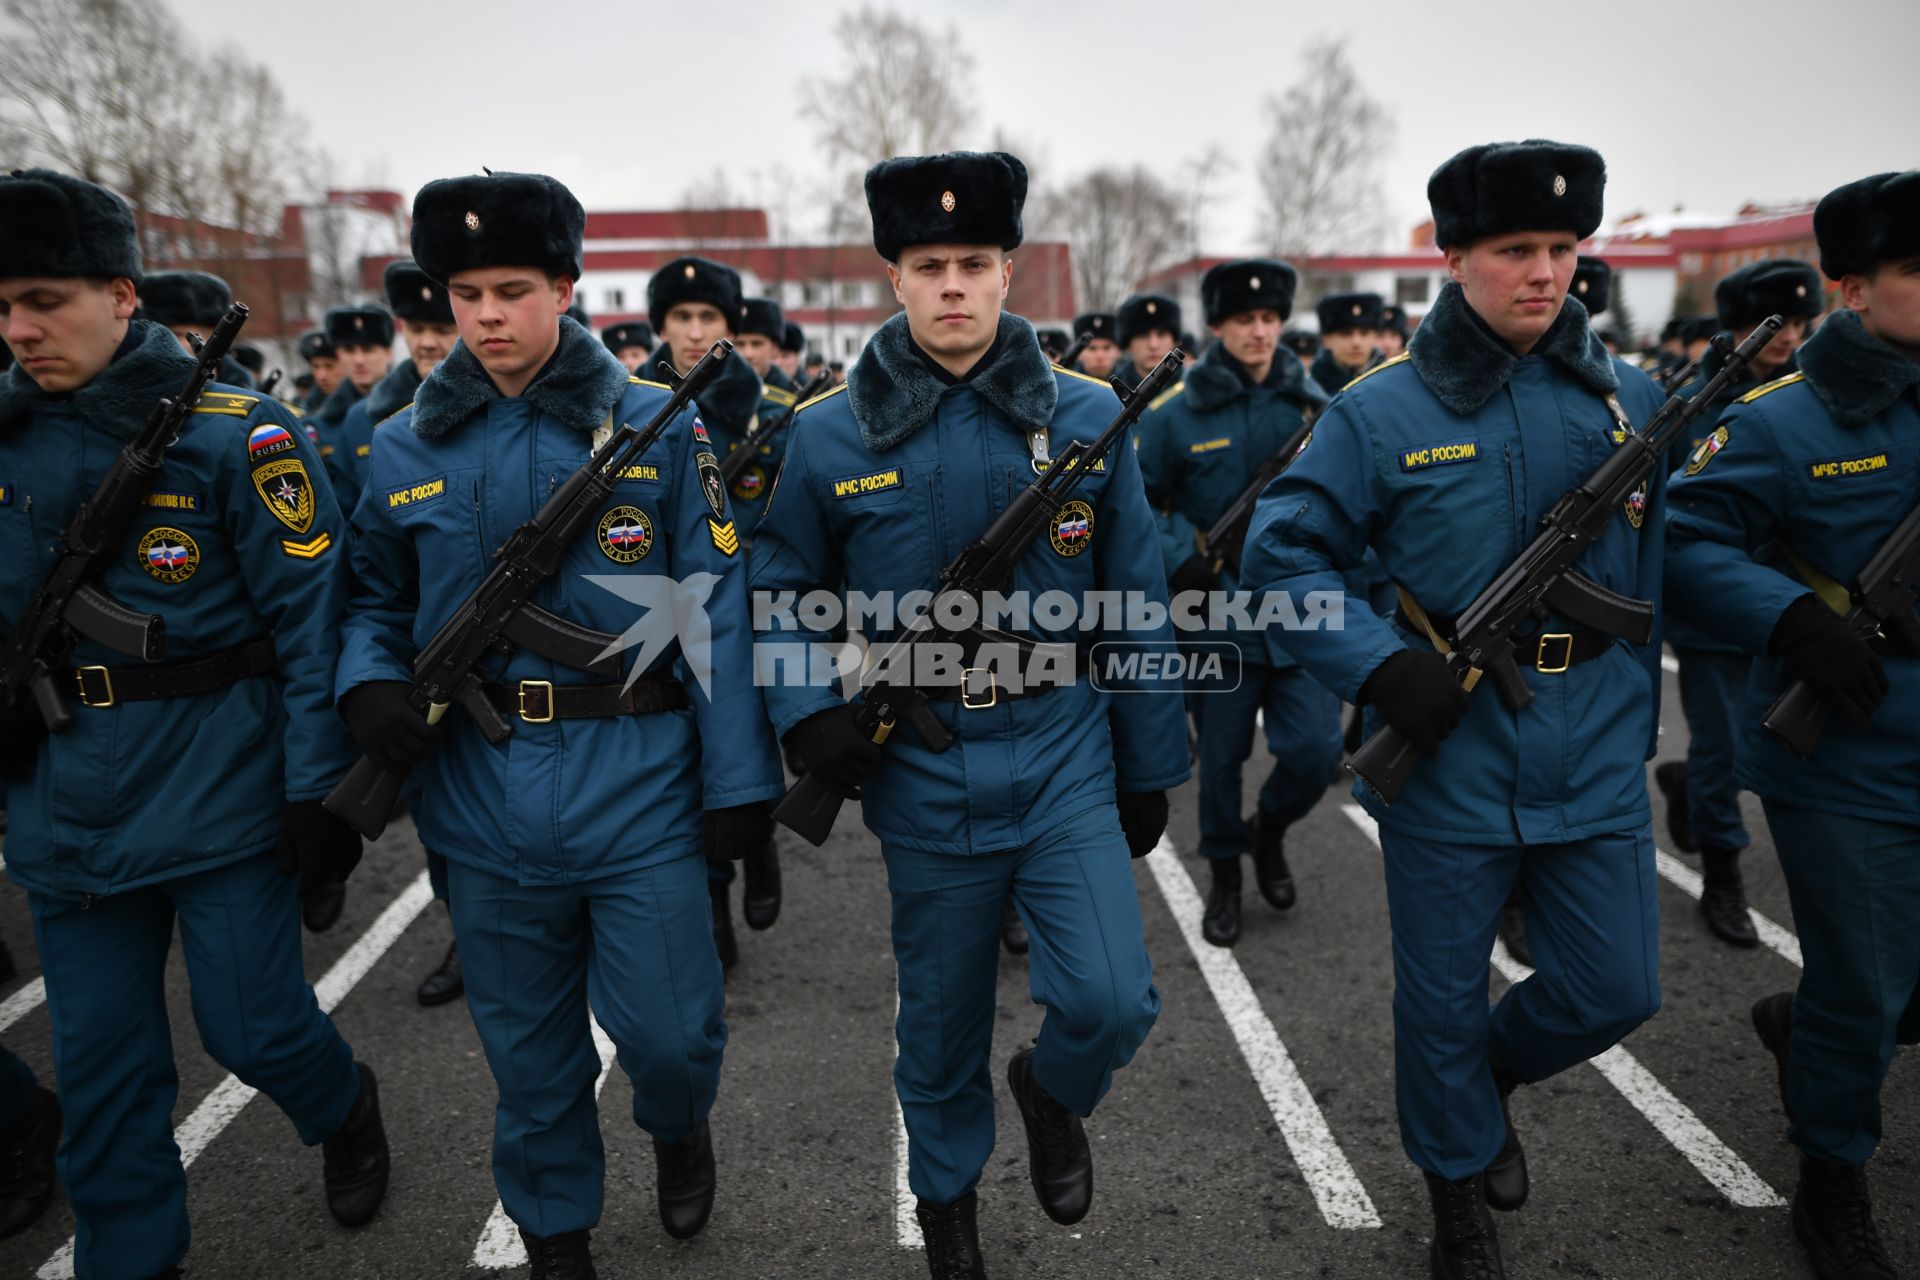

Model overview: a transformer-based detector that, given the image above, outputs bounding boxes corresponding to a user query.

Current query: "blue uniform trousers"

[426,848,449,902]
[1674,648,1752,851]
[445,853,726,1237]
[28,851,358,1280]
[1195,661,1342,860]
[0,1042,37,1127]
[1379,824,1662,1178]
[1763,802,1920,1166]
[884,810,1159,1205]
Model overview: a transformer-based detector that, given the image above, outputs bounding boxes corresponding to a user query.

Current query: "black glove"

[707,802,774,861]
[1769,594,1890,729]
[784,703,886,800]
[338,680,442,771]
[1116,790,1169,859]
[1168,553,1218,597]
[276,799,364,897]
[0,699,47,779]
[1357,649,1468,758]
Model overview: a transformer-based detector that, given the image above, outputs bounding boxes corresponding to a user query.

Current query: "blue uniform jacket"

[0,321,356,896]
[1664,309,1920,826]
[330,358,424,510]
[337,318,784,885]
[704,360,794,540]
[310,378,364,500]
[749,313,1192,856]
[1243,285,1667,844]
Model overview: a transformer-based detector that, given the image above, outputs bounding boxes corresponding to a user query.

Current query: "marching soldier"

[646,256,792,968]
[1137,258,1336,947]
[737,295,795,392]
[138,269,257,387]
[1665,169,1919,1280]
[1378,303,1411,358]
[1656,257,1824,949]
[338,170,783,1276]
[1245,141,1668,1279]
[749,149,1188,1279]
[298,327,340,413]
[777,320,806,385]
[310,303,394,500]
[1282,326,1320,371]
[1112,291,1181,391]
[601,320,654,374]
[0,168,388,1280]
[1069,310,1119,379]
[1308,290,1384,395]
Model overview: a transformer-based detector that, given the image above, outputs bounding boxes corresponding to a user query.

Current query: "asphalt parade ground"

[1,655,1914,1280]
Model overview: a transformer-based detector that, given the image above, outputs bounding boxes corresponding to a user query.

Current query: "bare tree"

[1255,37,1395,257]
[799,7,977,174]
[1034,167,1191,312]
[1179,146,1234,266]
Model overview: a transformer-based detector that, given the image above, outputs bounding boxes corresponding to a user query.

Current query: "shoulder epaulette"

[192,391,260,416]
[1053,364,1114,390]
[629,376,672,391]
[1147,381,1186,411]
[1738,371,1805,404]
[376,402,415,428]
[1344,352,1411,391]
[796,382,851,413]
[763,385,797,407]
[286,405,306,418]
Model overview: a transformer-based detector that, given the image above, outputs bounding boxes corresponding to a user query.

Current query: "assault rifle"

[260,368,283,399]
[1050,329,1094,371]
[719,369,835,487]
[323,341,735,838]
[1200,417,1314,576]
[1348,316,1783,803]
[771,351,1186,847]
[1762,500,1920,756]
[1,304,249,731]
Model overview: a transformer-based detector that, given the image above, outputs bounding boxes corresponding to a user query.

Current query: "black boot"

[1006,1046,1092,1225]
[417,934,464,1007]
[302,877,347,933]
[999,894,1028,957]
[1252,810,1297,911]
[0,935,15,984]
[742,835,782,931]
[1752,991,1797,1122]
[653,1119,716,1240]
[0,1086,61,1239]
[519,1227,598,1280]
[1653,760,1696,853]
[1698,845,1759,947]
[1496,885,1531,968]
[1425,1171,1506,1279]
[322,1062,389,1226]
[1792,1154,1897,1279]
[1202,857,1241,948]
[1483,1066,1528,1212]
[709,879,737,972]
[916,1192,987,1280]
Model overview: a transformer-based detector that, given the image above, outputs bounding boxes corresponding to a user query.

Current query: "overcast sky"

[174,0,1917,252]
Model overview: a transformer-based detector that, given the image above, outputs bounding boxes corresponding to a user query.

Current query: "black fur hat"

[601,322,653,353]
[139,270,231,327]
[1659,317,1686,344]
[1282,327,1320,357]
[1813,171,1920,280]
[1037,328,1071,357]
[0,169,143,284]
[739,297,784,342]
[566,300,590,328]
[298,330,334,362]
[1572,256,1612,316]
[325,305,394,349]
[1072,312,1115,341]
[1116,293,1181,347]
[648,256,742,332]
[865,150,1027,261]
[1427,140,1606,249]
[1316,292,1384,334]
[1715,259,1823,328]
[781,321,805,354]
[1202,258,1298,325]
[1379,304,1410,337]
[233,344,266,376]
[410,171,586,284]
[1679,314,1721,345]
[383,258,455,325]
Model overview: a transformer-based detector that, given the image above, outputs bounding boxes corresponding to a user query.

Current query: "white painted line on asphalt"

[1661,652,1680,674]
[893,991,922,1250]
[470,1017,618,1270]
[0,976,45,1033]
[1339,806,1786,1210]
[1142,840,1383,1230]
[39,870,437,1279]
[1652,848,1802,968]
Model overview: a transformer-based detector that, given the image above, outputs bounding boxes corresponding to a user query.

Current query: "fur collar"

[0,319,194,440]
[315,377,360,427]
[1408,281,1617,415]
[1184,340,1328,415]
[846,312,1057,451]
[410,315,630,439]
[364,357,423,424]
[690,343,766,437]
[1794,308,1920,428]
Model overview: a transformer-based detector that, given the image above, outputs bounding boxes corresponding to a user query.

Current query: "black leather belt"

[1399,612,1612,674]
[70,638,278,707]
[923,667,1074,708]
[481,676,687,723]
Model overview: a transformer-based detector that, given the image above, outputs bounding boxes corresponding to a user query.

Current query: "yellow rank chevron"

[280,531,333,559]
[708,518,739,556]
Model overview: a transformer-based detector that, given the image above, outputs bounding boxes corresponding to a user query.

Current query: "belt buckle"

[74,665,115,708]
[518,679,555,723]
[959,667,998,710]
[1535,633,1574,674]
